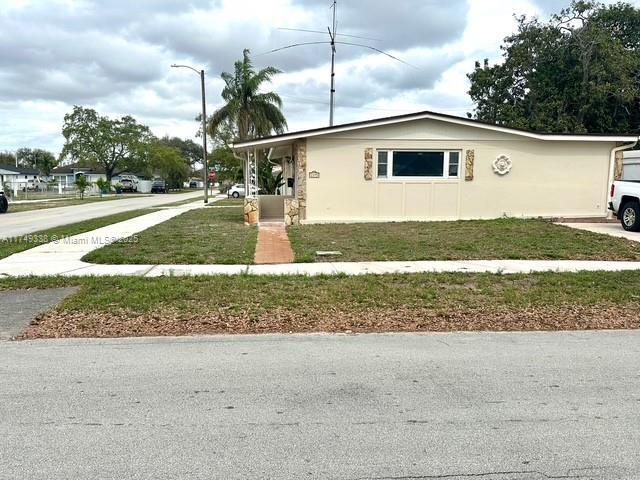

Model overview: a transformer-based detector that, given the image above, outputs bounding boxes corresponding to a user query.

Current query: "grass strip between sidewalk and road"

[83,204,257,265]
[288,218,640,262]
[2,271,640,339]
[0,209,155,260]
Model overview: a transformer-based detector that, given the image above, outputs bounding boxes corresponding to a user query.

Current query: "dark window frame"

[376,149,462,179]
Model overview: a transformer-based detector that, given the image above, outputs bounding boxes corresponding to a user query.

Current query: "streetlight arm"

[171,64,201,75]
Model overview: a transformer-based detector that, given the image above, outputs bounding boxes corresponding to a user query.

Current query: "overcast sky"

[1,0,637,155]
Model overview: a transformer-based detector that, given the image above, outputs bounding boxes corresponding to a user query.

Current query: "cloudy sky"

[1,0,637,155]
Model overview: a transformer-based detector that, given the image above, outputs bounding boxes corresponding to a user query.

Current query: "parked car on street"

[0,188,8,213]
[120,179,137,193]
[151,177,167,193]
[609,180,640,231]
[228,183,260,198]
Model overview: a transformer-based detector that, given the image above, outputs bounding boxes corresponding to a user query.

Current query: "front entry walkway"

[254,222,294,264]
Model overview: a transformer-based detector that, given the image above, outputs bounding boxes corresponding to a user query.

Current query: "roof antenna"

[264,0,413,126]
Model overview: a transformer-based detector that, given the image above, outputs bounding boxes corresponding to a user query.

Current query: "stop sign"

[208,170,217,181]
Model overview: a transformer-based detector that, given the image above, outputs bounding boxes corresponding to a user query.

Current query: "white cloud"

[0,0,638,154]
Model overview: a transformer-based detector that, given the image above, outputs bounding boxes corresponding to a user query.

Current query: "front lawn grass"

[210,198,243,206]
[83,205,257,265]
[0,209,155,260]
[2,271,640,338]
[288,218,640,262]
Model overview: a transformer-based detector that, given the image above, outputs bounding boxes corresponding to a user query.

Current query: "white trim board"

[234,111,639,149]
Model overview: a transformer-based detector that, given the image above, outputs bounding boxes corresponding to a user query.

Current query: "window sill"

[376,177,460,182]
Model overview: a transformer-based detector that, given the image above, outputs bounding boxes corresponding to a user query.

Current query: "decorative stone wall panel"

[294,140,307,221]
[614,150,624,181]
[364,147,373,181]
[465,150,474,181]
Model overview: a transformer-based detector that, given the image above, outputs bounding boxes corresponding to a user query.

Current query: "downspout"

[607,139,639,218]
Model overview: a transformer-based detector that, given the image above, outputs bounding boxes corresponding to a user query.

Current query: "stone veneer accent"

[244,197,259,225]
[294,139,307,221]
[284,198,300,226]
[614,150,624,181]
[364,147,373,180]
[465,149,475,181]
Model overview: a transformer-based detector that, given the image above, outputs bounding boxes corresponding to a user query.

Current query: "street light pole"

[171,64,209,204]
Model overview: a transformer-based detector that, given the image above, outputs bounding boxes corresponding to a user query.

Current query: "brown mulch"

[20,304,640,339]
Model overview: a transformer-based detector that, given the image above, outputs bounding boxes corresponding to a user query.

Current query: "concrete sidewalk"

[1,190,204,239]
[0,199,211,277]
[3,210,640,278]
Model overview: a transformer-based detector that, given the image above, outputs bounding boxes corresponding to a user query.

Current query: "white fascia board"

[233,112,639,149]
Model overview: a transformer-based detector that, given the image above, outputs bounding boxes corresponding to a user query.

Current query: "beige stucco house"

[233,111,639,225]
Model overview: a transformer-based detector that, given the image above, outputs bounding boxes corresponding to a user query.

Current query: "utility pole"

[329,0,337,126]
[267,0,411,127]
[200,69,209,203]
[171,64,209,204]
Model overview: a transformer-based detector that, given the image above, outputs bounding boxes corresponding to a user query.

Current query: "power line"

[264,0,412,126]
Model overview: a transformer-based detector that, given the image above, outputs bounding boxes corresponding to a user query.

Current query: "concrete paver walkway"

[254,222,294,264]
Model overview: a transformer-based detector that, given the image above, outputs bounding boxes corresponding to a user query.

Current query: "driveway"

[2,331,639,479]
[559,221,640,242]
[0,287,77,339]
[0,191,203,239]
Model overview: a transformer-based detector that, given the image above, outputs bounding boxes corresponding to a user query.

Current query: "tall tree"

[149,142,190,189]
[156,136,203,171]
[0,151,16,166]
[208,49,287,141]
[60,106,153,182]
[467,1,640,134]
[16,148,58,176]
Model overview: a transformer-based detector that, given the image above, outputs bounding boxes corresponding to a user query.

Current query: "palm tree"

[209,49,287,141]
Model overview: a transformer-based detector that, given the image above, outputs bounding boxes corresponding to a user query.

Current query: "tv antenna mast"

[265,0,412,126]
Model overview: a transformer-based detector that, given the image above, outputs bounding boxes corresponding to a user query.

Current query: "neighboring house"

[50,163,106,192]
[233,110,639,224]
[0,164,42,192]
[623,150,640,180]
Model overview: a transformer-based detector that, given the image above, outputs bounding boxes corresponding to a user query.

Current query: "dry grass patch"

[5,271,640,339]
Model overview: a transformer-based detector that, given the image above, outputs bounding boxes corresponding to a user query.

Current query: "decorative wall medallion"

[493,155,512,175]
[309,170,320,179]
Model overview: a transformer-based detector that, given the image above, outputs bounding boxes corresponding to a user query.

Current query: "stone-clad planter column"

[294,139,307,221]
[244,197,259,225]
[284,198,300,225]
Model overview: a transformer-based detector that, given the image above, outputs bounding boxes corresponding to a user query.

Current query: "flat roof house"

[233,111,639,225]
[50,163,106,192]
[0,164,41,192]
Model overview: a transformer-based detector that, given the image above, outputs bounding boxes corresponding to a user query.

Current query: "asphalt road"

[0,190,203,239]
[2,331,639,479]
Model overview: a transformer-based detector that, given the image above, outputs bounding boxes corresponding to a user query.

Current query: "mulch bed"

[20,304,640,339]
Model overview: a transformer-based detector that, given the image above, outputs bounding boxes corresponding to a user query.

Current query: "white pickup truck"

[610,180,640,231]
